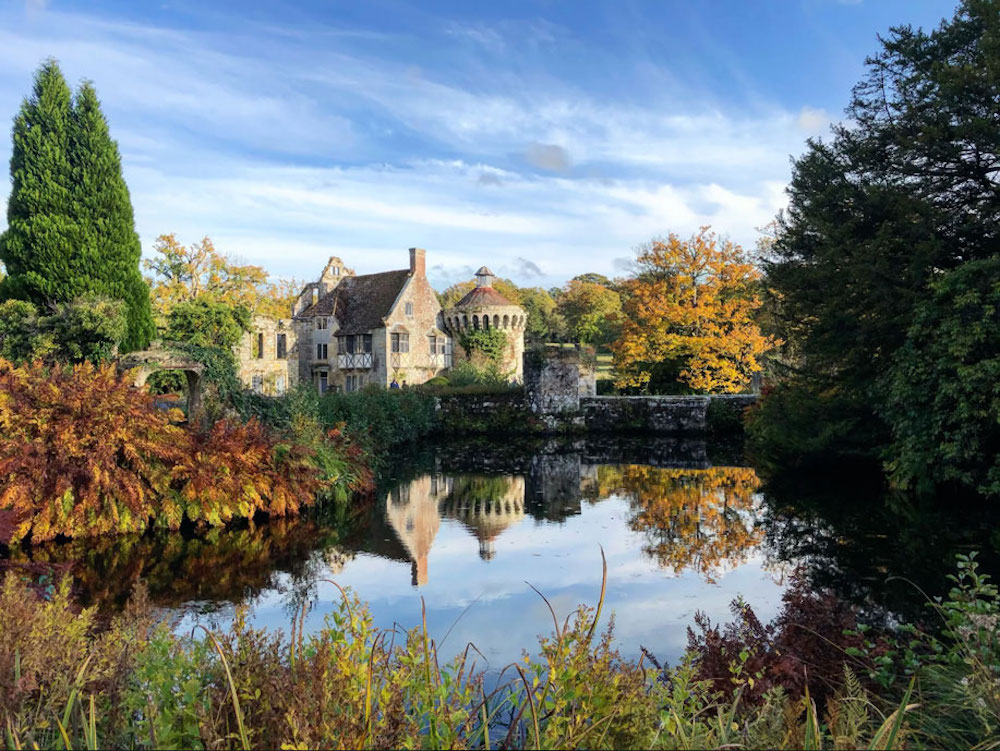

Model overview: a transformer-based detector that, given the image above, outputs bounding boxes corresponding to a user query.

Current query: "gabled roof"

[454,285,516,308]
[299,269,410,334]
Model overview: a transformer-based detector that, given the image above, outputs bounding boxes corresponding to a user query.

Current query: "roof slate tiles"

[298,269,410,334]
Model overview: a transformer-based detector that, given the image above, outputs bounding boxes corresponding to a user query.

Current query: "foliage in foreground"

[0,358,372,543]
[9,555,1000,749]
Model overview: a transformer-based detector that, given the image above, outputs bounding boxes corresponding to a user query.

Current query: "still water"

[7,436,999,668]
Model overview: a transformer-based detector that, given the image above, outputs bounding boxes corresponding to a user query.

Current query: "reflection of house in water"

[384,475,453,586]
[383,474,525,584]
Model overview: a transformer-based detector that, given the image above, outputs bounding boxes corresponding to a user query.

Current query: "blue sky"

[0,0,955,290]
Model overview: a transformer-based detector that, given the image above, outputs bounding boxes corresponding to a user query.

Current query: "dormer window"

[316,317,328,330]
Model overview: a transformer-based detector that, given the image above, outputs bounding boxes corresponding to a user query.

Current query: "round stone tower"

[442,267,526,381]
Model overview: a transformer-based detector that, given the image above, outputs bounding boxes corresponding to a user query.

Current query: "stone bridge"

[118,346,205,416]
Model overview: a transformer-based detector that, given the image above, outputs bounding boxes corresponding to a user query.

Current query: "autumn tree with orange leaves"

[612,227,777,393]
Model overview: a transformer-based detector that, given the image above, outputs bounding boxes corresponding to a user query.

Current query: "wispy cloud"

[0,3,818,289]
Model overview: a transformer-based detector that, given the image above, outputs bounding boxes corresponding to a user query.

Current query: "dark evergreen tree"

[69,81,154,350]
[752,0,1000,469]
[0,60,78,305]
[0,61,154,351]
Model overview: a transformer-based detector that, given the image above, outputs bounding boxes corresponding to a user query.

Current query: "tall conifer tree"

[69,81,154,350]
[0,60,154,351]
[0,60,78,304]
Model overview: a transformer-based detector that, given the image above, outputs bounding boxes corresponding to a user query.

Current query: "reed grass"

[2,555,998,749]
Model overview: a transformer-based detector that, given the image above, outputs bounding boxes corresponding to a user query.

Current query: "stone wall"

[435,390,534,433]
[523,347,596,428]
[581,394,757,433]
[236,316,298,395]
[432,390,756,435]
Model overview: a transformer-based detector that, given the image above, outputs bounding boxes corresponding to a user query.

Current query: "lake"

[6,435,999,670]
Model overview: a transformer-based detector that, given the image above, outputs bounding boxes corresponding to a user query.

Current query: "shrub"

[447,358,509,387]
[0,358,188,541]
[317,388,438,457]
[0,359,359,543]
[0,573,154,748]
[682,575,875,709]
[0,296,126,364]
[167,418,327,528]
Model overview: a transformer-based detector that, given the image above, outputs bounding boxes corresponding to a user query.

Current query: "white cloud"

[797,105,832,134]
[0,5,803,288]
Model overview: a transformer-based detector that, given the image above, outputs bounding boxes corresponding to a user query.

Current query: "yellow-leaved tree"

[144,234,299,322]
[612,227,777,393]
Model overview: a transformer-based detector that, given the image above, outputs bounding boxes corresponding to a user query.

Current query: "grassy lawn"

[596,350,614,380]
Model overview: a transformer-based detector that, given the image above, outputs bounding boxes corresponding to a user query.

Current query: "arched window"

[493,315,500,328]
[483,315,490,330]
[472,315,480,330]
[503,314,509,328]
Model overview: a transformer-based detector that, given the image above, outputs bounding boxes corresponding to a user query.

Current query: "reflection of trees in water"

[6,514,356,614]
[757,474,1000,623]
[597,465,763,580]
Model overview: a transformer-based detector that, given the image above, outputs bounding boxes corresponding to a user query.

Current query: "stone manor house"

[236,248,527,394]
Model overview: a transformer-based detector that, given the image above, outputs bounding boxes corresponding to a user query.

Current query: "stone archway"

[119,347,206,417]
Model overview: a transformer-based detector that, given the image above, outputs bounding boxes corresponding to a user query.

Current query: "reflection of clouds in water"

[210,493,782,668]
[178,463,782,669]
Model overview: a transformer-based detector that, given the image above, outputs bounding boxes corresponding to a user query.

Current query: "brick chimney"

[409,247,426,277]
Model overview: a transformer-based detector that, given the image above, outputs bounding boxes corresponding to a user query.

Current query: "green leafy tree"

[166,298,251,350]
[881,258,1000,497]
[557,279,622,347]
[755,0,1000,466]
[0,61,154,352]
[518,286,565,342]
[571,273,613,287]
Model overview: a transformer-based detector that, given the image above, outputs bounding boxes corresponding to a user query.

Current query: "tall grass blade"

[481,685,491,751]
[6,717,22,751]
[61,653,95,738]
[54,717,71,751]
[198,626,251,751]
[585,546,608,645]
[869,677,917,750]
[515,664,542,750]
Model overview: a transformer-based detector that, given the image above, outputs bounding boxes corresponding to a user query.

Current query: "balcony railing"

[338,352,373,370]
[429,353,453,369]
[390,352,407,369]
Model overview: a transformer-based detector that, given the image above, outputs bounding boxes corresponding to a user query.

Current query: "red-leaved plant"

[0,359,347,543]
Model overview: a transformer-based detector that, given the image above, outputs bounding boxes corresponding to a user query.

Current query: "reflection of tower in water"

[384,474,526,586]
[439,476,526,561]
